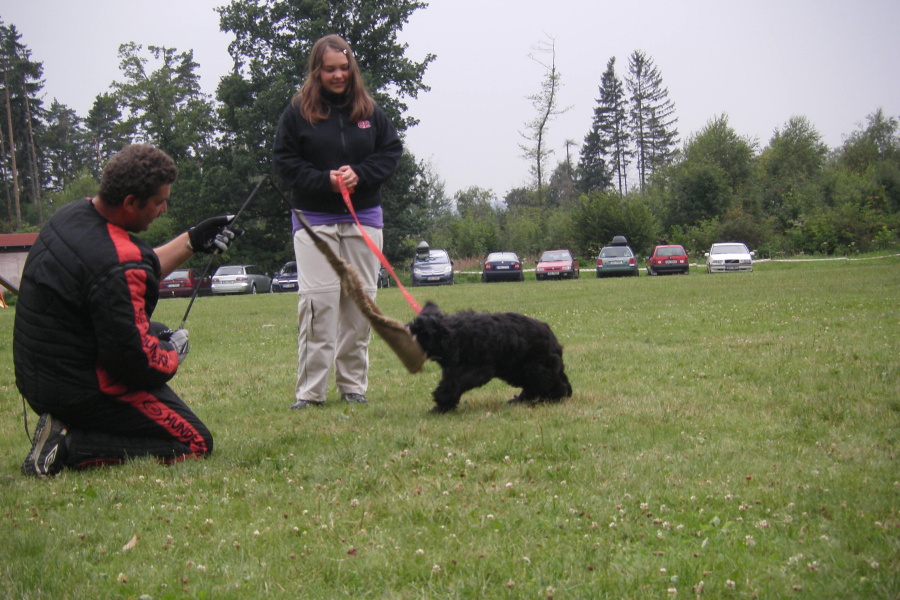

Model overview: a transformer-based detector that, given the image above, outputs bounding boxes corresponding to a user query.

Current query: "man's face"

[129,184,170,232]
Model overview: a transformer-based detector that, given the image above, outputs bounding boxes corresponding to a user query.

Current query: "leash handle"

[338,179,422,315]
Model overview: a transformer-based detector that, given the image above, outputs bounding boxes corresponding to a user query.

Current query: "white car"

[705,243,755,273]
[211,265,272,295]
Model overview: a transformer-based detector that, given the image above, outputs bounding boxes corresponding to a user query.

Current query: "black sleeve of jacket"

[273,106,333,195]
[90,264,179,390]
[351,106,403,191]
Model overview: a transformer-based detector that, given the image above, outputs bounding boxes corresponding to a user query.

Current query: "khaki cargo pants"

[292,221,382,403]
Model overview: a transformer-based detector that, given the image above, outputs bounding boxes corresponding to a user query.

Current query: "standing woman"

[274,34,402,410]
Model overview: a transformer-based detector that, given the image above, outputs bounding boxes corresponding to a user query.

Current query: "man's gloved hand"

[188,215,245,254]
[168,329,190,365]
[151,322,190,365]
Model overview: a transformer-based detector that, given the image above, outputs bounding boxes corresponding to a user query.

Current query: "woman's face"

[319,48,350,95]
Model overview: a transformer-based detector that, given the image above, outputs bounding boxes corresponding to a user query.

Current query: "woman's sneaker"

[21,414,68,478]
[341,393,368,404]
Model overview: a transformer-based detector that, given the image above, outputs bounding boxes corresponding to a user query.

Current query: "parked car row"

[161,239,755,298]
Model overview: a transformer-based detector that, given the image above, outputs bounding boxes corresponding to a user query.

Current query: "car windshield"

[487,253,517,262]
[415,250,450,264]
[657,247,685,257]
[216,266,245,276]
[711,244,748,254]
[164,270,190,280]
[279,264,297,275]
[600,247,632,258]
[540,251,569,262]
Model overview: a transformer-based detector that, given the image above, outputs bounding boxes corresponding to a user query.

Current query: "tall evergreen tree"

[41,99,89,192]
[626,50,678,191]
[84,93,133,176]
[0,22,45,227]
[580,56,629,194]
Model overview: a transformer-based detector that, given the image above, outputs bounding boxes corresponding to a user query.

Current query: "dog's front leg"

[431,373,465,413]
[430,366,495,413]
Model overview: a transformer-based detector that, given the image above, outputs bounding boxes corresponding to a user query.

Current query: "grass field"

[1,257,898,599]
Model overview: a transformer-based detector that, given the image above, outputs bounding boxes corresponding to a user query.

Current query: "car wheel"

[250,284,257,295]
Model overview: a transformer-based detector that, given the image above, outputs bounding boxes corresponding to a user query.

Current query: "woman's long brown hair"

[292,35,374,124]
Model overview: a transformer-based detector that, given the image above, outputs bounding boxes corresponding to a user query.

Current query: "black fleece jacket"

[14,199,182,410]
[273,95,402,214]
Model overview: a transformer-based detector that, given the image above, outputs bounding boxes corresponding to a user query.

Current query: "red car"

[159,269,213,298]
[646,245,690,275]
[535,249,580,280]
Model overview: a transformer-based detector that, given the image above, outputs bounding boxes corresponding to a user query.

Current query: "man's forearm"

[155,232,195,278]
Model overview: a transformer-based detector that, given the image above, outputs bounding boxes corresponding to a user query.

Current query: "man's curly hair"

[98,144,178,207]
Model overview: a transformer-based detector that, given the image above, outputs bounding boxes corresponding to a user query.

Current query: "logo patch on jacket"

[357,120,371,129]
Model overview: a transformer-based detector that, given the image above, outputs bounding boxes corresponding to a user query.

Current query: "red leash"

[338,179,422,315]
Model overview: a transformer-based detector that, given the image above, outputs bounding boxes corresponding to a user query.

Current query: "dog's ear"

[421,301,442,317]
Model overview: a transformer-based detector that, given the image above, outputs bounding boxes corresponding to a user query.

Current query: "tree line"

[2,2,898,277]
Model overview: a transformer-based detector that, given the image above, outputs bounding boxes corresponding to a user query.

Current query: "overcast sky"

[3,0,899,197]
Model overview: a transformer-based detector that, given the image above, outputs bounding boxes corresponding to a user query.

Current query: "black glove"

[151,322,190,365]
[188,215,245,254]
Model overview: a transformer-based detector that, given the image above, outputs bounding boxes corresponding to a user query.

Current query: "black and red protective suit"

[13,199,212,469]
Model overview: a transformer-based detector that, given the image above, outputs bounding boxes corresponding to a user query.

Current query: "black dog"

[407,301,573,413]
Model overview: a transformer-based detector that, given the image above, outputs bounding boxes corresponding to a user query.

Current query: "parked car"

[159,268,212,298]
[705,242,755,273]
[211,265,271,295]
[481,251,524,282]
[377,265,391,289]
[646,244,690,275]
[270,261,298,293]
[410,243,454,286]
[596,236,639,278]
[536,249,580,280]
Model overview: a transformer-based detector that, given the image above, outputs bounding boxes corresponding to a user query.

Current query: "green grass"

[1,257,898,599]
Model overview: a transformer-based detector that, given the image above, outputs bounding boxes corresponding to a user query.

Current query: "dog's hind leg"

[512,361,571,403]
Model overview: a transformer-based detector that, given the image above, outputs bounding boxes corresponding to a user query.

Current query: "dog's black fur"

[407,301,573,413]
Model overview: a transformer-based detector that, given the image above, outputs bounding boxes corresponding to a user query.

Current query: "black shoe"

[21,414,68,478]
[341,393,368,404]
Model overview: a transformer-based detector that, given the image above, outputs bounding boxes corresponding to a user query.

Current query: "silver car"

[211,265,272,295]
[705,243,755,273]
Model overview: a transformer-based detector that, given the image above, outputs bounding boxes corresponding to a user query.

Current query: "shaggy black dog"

[407,301,572,413]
